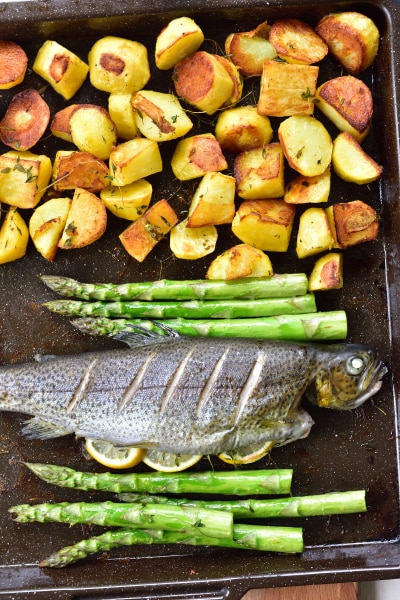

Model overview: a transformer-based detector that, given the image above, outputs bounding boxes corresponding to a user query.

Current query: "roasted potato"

[58,188,107,249]
[213,55,243,107]
[0,150,52,209]
[278,115,332,177]
[109,138,163,187]
[29,197,72,261]
[325,200,378,248]
[50,104,82,143]
[0,89,50,151]
[0,207,29,264]
[232,199,296,252]
[108,94,140,140]
[33,40,89,100]
[155,16,204,70]
[100,180,152,221]
[258,60,319,117]
[205,243,273,280]
[315,12,380,75]
[52,150,109,193]
[296,206,334,258]
[88,36,150,94]
[0,40,28,89]
[119,199,178,262]
[215,105,273,153]
[332,131,382,184]
[284,168,331,204]
[269,18,328,64]
[173,51,234,115]
[69,105,117,160]
[234,143,285,200]
[308,252,343,291]
[171,133,227,181]
[225,21,277,77]
[315,76,373,143]
[187,172,236,228]
[131,90,193,141]
[170,217,217,260]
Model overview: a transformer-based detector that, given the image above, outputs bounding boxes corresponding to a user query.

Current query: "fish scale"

[0,334,387,455]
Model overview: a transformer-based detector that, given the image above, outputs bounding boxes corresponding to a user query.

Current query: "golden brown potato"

[50,104,82,143]
[170,217,218,260]
[109,138,163,186]
[269,18,328,64]
[225,22,277,77]
[69,105,117,160]
[258,60,319,117]
[187,172,236,228]
[332,131,382,184]
[0,150,52,209]
[205,243,273,280]
[155,16,204,70]
[0,207,29,264]
[284,169,331,204]
[296,207,334,258]
[234,143,285,200]
[171,133,227,181]
[0,89,50,151]
[215,105,273,153]
[308,252,343,291]
[29,197,72,262]
[131,90,193,141]
[119,199,178,262]
[100,180,152,221]
[315,12,380,75]
[231,199,296,252]
[315,76,373,142]
[58,188,107,249]
[325,200,378,248]
[108,94,140,140]
[0,41,28,89]
[52,150,109,193]
[213,55,243,107]
[173,51,234,115]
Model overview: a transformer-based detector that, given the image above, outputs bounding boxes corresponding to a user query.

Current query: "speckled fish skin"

[0,336,387,455]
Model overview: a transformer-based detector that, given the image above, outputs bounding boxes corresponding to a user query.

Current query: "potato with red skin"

[0,89,50,151]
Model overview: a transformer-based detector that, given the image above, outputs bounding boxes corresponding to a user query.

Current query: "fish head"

[313,344,387,410]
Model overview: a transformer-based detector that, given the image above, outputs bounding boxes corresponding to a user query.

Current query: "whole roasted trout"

[0,333,387,455]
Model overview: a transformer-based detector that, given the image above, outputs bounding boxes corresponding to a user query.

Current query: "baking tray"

[0,0,399,597]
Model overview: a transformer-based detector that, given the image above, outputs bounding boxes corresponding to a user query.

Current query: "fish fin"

[114,322,180,348]
[21,417,72,440]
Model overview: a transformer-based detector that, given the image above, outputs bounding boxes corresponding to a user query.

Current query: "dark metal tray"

[0,0,399,598]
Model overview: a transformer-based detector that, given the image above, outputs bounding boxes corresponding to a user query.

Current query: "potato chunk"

[108,94,140,140]
[215,106,273,153]
[296,207,334,258]
[100,180,152,221]
[284,169,331,204]
[170,217,217,260]
[109,138,163,186]
[173,51,234,115]
[50,104,82,143]
[171,133,227,181]
[187,172,236,227]
[119,199,178,262]
[308,252,343,291]
[0,150,52,209]
[278,115,332,177]
[315,76,373,143]
[325,200,378,248]
[0,89,50,151]
[234,143,285,200]
[213,55,243,107]
[69,105,117,160]
[58,188,107,249]
[33,40,89,100]
[0,207,29,264]
[132,90,193,141]
[332,131,382,184]
[315,12,380,75]
[232,199,296,252]
[0,40,28,89]
[269,18,328,64]
[29,197,72,261]
[155,16,204,70]
[88,36,150,94]
[225,22,277,77]
[52,150,109,193]
[205,244,273,280]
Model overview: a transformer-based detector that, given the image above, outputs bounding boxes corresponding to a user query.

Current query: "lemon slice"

[218,440,275,465]
[143,450,203,472]
[85,439,146,469]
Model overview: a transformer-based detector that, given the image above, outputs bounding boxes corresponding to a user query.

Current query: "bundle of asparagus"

[41,274,347,340]
[8,463,367,568]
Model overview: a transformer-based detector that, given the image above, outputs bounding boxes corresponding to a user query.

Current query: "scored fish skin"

[0,335,387,455]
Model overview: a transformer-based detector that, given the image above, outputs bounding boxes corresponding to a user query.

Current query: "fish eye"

[346,355,366,375]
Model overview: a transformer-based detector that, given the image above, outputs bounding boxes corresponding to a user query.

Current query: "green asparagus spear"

[117,490,366,518]
[24,464,293,495]
[44,295,317,319]
[9,500,233,539]
[71,311,348,341]
[40,274,309,301]
[40,523,304,568]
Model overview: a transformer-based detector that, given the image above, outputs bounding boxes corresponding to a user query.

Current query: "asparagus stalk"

[40,523,304,568]
[118,490,367,518]
[24,464,293,496]
[40,274,309,301]
[9,500,233,539]
[71,311,348,341]
[44,295,317,319]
